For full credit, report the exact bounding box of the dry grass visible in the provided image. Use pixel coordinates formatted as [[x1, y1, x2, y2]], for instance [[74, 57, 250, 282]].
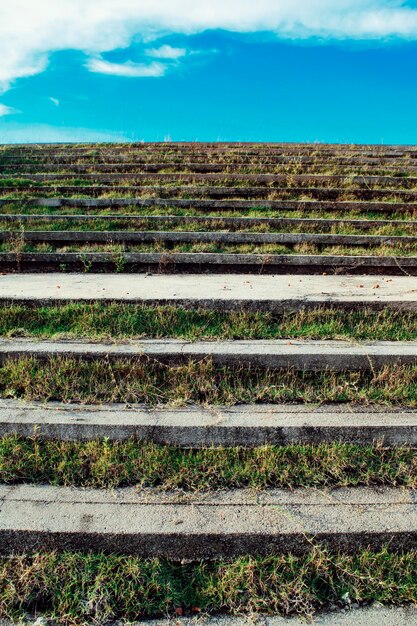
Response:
[[2, 437, 417, 490], [0, 357, 416, 406], [2, 548, 417, 623], [0, 303, 416, 341]]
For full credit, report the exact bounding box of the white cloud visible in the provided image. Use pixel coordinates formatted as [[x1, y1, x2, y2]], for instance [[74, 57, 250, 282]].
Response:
[[0, 104, 18, 117], [86, 57, 167, 77], [49, 97, 60, 106], [0, 122, 129, 143], [1, 1, 417, 92], [146, 45, 187, 59]]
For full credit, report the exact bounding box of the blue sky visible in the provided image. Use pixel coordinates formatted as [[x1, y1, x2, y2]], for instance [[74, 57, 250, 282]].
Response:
[[1, 1, 417, 144]]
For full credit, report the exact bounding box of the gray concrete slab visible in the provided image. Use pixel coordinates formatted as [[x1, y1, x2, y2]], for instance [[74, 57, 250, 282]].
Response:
[[137, 606, 417, 625], [0, 214, 415, 231], [3, 141, 416, 153], [2, 159, 417, 172], [111, 606, 417, 625], [0, 274, 416, 311], [1, 485, 417, 557], [1, 185, 417, 202], [1, 252, 416, 275], [1, 229, 415, 246], [0, 337, 416, 371], [1, 140, 415, 151], [5, 161, 417, 174], [5, 170, 417, 184], [3, 606, 417, 625], [107, 606, 417, 625], [1, 400, 417, 446], [0, 198, 413, 212]]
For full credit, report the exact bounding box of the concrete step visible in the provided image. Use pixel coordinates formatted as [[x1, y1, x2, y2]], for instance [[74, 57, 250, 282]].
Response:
[[0, 337, 416, 371], [3, 162, 417, 174], [4, 171, 417, 187], [1, 485, 417, 558], [72, 607, 417, 626], [0, 274, 415, 311], [3, 184, 417, 201], [11, 156, 404, 165], [2, 140, 415, 151], [1, 400, 416, 446], [1, 252, 416, 275], [1, 229, 415, 247], [2, 607, 417, 625], [0, 213, 415, 231], [0, 198, 414, 213]]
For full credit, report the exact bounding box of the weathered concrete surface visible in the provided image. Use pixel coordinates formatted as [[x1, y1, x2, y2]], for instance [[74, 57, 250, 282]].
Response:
[[1, 400, 417, 446], [3, 606, 417, 625], [2, 159, 417, 172], [1, 252, 416, 275], [111, 606, 417, 625], [2, 184, 417, 202], [134, 606, 417, 625], [1, 485, 417, 557], [0, 229, 415, 246], [0, 214, 415, 231], [4, 141, 417, 153], [5, 170, 417, 184], [0, 337, 416, 371], [4, 160, 417, 173], [0, 198, 413, 212], [0, 274, 415, 311], [4, 171, 417, 186]]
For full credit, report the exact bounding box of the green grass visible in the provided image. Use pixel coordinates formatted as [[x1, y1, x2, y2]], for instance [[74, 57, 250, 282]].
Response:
[[2, 163, 417, 176], [0, 357, 416, 406], [3, 176, 417, 190], [2, 548, 417, 622], [2, 438, 417, 490], [0, 217, 415, 236], [2, 240, 417, 256], [1, 188, 417, 203], [0, 202, 415, 221], [1, 304, 416, 341]]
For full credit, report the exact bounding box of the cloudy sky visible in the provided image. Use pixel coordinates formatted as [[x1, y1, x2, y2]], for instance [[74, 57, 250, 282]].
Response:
[[1, 0, 417, 143]]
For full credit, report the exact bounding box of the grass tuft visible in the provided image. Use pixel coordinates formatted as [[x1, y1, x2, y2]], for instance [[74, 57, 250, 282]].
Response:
[[1, 548, 417, 623], [1, 438, 417, 490], [0, 304, 416, 341], [0, 357, 416, 406]]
